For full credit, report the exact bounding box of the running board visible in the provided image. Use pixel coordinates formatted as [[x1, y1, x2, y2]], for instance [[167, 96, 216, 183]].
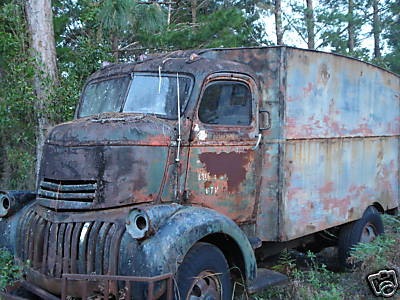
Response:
[[247, 268, 289, 294]]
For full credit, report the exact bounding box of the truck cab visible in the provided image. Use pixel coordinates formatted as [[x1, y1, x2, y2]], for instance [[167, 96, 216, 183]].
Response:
[[11, 50, 263, 299]]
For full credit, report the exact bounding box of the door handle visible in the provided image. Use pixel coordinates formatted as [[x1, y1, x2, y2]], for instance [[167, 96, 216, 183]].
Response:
[[253, 133, 262, 150], [260, 110, 271, 130]]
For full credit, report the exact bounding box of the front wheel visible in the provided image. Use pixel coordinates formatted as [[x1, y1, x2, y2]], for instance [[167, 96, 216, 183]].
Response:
[[338, 206, 384, 268], [176, 242, 232, 300]]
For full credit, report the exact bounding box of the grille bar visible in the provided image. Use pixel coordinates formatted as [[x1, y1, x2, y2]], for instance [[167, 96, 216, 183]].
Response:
[[40, 181, 97, 192], [38, 179, 97, 203], [19, 212, 122, 279], [62, 223, 74, 276], [38, 189, 95, 201]]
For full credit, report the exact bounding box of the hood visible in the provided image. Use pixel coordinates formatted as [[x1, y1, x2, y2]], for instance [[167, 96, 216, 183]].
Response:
[[38, 114, 174, 210], [47, 114, 173, 146]]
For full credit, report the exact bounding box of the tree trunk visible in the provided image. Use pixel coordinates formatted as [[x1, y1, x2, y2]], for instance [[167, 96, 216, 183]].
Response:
[[372, 0, 381, 58], [191, 0, 197, 24], [347, 0, 355, 52], [25, 0, 58, 187], [111, 34, 119, 61], [305, 0, 315, 49], [275, 0, 283, 45]]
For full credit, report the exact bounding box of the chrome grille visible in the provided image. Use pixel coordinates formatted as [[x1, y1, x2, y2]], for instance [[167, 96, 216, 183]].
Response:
[[18, 210, 124, 278], [38, 179, 97, 203]]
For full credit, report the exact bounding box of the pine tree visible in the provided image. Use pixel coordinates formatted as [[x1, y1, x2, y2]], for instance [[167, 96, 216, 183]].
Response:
[[318, 0, 368, 58], [97, 0, 166, 60], [305, 0, 315, 49], [150, 0, 264, 50], [275, 0, 284, 45], [384, 0, 400, 73], [26, 0, 59, 183]]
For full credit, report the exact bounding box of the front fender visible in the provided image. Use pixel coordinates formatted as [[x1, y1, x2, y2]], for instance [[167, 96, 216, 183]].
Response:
[[121, 205, 256, 282], [0, 190, 36, 218], [0, 191, 36, 254]]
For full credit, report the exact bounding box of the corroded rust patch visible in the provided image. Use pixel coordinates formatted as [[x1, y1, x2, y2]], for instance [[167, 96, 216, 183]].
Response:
[[199, 151, 250, 192]]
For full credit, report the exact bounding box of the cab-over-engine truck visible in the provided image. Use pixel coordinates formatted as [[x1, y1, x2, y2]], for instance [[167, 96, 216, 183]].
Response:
[[0, 46, 399, 299]]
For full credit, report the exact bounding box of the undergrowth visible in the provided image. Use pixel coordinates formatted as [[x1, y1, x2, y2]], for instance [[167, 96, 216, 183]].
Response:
[[0, 248, 21, 291], [255, 214, 400, 299], [254, 250, 344, 300]]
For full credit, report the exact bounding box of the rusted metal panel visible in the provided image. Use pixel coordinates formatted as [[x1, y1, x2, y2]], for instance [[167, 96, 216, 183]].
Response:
[[39, 144, 168, 208], [276, 48, 400, 240], [255, 143, 280, 241], [281, 137, 399, 240], [283, 48, 400, 138], [183, 71, 260, 223], [185, 146, 257, 223], [37, 114, 174, 211]]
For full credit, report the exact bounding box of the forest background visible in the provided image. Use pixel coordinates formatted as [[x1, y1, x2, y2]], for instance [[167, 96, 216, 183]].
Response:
[[0, 0, 399, 190]]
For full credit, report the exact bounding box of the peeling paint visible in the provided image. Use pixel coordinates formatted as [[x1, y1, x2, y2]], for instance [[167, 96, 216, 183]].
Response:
[[199, 152, 250, 192], [197, 130, 207, 141]]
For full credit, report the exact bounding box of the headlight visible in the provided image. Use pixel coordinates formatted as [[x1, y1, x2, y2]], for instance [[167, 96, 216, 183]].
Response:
[[0, 191, 36, 218], [126, 209, 150, 239], [0, 194, 10, 217]]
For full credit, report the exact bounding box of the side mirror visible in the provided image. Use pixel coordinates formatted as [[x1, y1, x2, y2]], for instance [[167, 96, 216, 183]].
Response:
[[259, 110, 271, 130]]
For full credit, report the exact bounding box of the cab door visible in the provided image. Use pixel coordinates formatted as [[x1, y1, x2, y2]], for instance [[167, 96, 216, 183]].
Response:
[[185, 73, 261, 223]]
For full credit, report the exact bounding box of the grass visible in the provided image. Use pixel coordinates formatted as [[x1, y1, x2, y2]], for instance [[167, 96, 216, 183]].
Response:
[[253, 214, 400, 300]]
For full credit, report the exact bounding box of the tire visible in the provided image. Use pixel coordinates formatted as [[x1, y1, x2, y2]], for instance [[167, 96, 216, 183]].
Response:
[[176, 242, 232, 300], [338, 206, 384, 269]]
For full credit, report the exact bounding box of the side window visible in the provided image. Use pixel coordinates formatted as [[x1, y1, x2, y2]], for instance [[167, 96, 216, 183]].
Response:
[[198, 81, 252, 125]]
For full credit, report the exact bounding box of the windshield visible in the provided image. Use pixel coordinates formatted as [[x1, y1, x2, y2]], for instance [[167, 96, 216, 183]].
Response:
[[79, 73, 192, 119], [79, 77, 130, 117]]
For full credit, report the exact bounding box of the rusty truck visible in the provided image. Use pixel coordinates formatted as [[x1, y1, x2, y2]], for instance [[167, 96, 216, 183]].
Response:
[[1, 46, 399, 299]]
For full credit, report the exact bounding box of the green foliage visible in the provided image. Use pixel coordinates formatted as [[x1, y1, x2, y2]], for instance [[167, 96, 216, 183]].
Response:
[[151, 8, 254, 50], [383, 0, 400, 74], [350, 214, 400, 273], [258, 250, 345, 300], [257, 215, 400, 299], [53, 1, 114, 65], [171, 0, 267, 45], [291, 251, 344, 300], [317, 0, 369, 58], [54, 0, 166, 61], [97, 0, 137, 34], [271, 249, 297, 275], [0, 1, 36, 189], [1, 147, 35, 189], [0, 248, 22, 290], [384, 52, 400, 75], [97, 0, 166, 35], [350, 234, 396, 271]]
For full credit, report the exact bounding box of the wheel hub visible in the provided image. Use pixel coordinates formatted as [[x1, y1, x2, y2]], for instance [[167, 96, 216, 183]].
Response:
[[189, 271, 222, 300], [360, 222, 377, 243]]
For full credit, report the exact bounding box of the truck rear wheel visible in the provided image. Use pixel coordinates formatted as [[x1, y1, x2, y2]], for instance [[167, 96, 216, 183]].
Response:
[[338, 206, 384, 268], [176, 242, 232, 300]]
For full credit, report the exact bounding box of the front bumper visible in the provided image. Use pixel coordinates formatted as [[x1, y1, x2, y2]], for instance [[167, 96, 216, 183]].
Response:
[[1, 272, 173, 300], [60, 272, 173, 299]]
